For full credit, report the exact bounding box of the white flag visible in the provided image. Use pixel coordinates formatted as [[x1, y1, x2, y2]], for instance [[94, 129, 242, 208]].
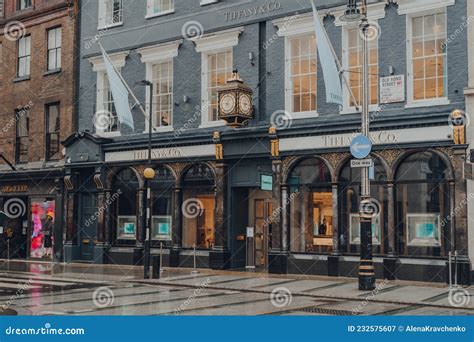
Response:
[[311, 0, 343, 108], [100, 46, 135, 130]]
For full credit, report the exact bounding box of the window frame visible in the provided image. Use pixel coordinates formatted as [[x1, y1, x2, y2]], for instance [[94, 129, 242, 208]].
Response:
[[89, 50, 129, 137], [17, 35, 31, 78], [18, 0, 31, 11], [98, 0, 123, 29], [15, 108, 29, 164], [193, 27, 244, 128], [45, 103, 61, 161], [406, 8, 450, 108], [341, 23, 380, 114], [47, 26, 62, 72], [285, 33, 318, 118], [146, 0, 174, 19]]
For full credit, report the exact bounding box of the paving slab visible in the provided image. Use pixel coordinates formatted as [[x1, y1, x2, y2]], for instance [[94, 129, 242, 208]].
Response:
[[212, 277, 294, 290], [371, 285, 449, 303], [257, 279, 341, 293]]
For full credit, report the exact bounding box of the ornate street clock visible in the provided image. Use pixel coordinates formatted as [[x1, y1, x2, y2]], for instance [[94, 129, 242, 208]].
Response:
[[218, 70, 254, 127]]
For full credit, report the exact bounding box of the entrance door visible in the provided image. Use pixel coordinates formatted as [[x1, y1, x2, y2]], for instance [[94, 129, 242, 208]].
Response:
[[254, 199, 273, 268], [79, 193, 97, 261]]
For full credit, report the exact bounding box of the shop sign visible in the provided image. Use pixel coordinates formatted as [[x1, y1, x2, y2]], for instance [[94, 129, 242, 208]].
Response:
[[105, 145, 215, 163], [224, 2, 283, 21], [1, 185, 28, 193], [380, 75, 405, 104], [351, 159, 374, 168], [260, 174, 273, 191], [280, 126, 452, 152]]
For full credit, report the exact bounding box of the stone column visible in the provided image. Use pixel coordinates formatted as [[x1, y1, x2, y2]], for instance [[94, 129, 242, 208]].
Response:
[[209, 162, 230, 269], [383, 181, 398, 280], [328, 183, 340, 277], [268, 159, 288, 274], [170, 186, 182, 267]]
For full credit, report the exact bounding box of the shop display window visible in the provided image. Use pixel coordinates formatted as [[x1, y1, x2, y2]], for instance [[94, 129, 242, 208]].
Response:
[[30, 199, 55, 259]]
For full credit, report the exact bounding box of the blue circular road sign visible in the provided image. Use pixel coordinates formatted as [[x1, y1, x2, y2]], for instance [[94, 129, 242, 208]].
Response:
[[350, 135, 372, 159]]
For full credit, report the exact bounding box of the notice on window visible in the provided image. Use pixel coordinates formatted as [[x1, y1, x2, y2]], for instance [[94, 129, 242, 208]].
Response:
[[380, 75, 405, 104]]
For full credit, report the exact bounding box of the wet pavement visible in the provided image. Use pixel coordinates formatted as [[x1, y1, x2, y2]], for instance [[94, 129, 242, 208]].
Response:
[[0, 260, 473, 316]]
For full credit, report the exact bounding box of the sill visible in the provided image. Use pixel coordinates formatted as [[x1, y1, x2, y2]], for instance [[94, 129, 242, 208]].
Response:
[[340, 105, 379, 115], [142, 126, 174, 133], [289, 111, 319, 120], [13, 76, 30, 83], [405, 98, 450, 109], [97, 131, 121, 138], [200, 0, 219, 5], [97, 22, 123, 30], [199, 120, 226, 129], [145, 9, 175, 19], [43, 68, 61, 76]]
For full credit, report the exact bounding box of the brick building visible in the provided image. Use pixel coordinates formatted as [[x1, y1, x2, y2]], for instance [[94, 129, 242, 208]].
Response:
[[0, 0, 77, 261]]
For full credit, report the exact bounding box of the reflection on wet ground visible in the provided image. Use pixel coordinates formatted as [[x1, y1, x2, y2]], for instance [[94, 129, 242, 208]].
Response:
[[0, 260, 472, 316]]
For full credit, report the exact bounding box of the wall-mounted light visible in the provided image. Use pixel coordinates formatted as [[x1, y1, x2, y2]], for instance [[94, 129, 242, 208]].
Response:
[[249, 52, 255, 66], [389, 66, 394, 75], [183, 95, 189, 103]]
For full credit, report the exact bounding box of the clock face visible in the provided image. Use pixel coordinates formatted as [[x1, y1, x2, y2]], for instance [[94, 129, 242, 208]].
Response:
[[239, 94, 252, 115], [220, 93, 236, 114]]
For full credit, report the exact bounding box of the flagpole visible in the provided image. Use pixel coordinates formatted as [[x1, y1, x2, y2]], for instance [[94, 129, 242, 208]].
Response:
[[96, 39, 150, 121], [317, 10, 360, 109]]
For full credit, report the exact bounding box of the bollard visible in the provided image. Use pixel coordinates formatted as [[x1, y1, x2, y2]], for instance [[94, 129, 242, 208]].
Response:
[[152, 255, 161, 279], [454, 250, 458, 288], [448, 251, 452, 289], [191, 243, 200, 275]]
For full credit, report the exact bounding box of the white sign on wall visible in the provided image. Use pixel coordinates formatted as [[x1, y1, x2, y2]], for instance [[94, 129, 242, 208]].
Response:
[[380, 75, 405, 104]]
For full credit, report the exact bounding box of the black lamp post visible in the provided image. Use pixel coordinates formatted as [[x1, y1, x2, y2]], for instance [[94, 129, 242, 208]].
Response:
[[137, 80, 155, 279], [340, 0, 376, 291]]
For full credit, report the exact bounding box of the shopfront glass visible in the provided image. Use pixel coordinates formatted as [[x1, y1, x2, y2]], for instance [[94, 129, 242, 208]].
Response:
[[395, 152, 449, 257], [30, 198, 55, 259], [289, 158, 333, 254], [114, 168, 139, 242], [339, 159, 388, 255], [182, 164, 215, 249], [151, 166, 175, 242]]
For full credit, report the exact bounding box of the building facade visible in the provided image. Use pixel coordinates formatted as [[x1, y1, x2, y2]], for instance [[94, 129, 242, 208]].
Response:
[[65, 0, 470, 283], [0, 0, 77, 261]]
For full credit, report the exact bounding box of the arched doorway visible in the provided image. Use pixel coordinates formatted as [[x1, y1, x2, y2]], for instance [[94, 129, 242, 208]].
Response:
[[288, 157, 333, 254], [395, 151, 451, 257], [150, 165, 175, 246], [112, 168, 140, 245], [339, 157, 388, 255], [181, 163, 216, 249]]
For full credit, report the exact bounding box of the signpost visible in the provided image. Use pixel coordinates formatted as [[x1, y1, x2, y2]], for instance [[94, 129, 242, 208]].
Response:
[[350, 135, 372, 159], [351, 159, 373, 168]]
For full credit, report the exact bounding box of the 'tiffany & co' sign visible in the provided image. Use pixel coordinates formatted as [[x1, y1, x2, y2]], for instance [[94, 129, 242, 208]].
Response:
[[224, 2, 283, 21]]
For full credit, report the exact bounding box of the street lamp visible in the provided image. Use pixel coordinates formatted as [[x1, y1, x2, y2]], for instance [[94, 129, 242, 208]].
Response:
[[136, 80, 155, 279], [340, 0, 376, 291]]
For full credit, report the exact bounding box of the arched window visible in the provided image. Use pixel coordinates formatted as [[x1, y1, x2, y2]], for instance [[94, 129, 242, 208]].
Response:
[[288, 158, 333, 254], [113, 168, 139, 242], [395, 151, 450, 257], [339, 158, 388, 255], [182, 163, 215, 249], [151, 166, 175, 244]]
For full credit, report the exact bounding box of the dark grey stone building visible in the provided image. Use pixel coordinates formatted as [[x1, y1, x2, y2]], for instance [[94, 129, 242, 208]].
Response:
[[64, 0, 471, 284]]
